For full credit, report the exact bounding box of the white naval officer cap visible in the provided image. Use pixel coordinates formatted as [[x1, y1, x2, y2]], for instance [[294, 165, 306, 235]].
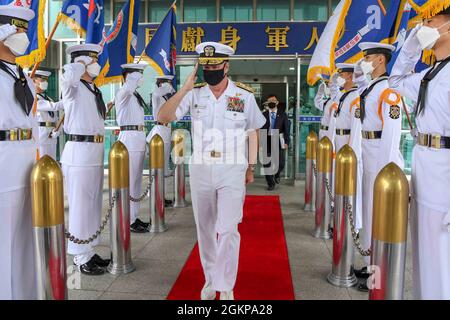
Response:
[[195, 42, 235, 65], [0, 5, 35, 30], [121, 63, 147, 73], [33, 70, 52, 78], [358, 42, 395, 56], [335, 63, 356, 73], [155, 75, 174, 81], [66, 43, 102, 61]]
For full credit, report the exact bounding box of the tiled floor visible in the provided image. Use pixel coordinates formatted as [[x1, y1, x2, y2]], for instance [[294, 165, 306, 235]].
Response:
[[65, 176, 413, 300]]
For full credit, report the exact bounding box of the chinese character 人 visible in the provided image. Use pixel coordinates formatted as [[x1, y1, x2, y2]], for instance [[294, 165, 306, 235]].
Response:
[[220, 26, 241, 51], [181, 27, 205, 52], [265, 26, 290, 52]]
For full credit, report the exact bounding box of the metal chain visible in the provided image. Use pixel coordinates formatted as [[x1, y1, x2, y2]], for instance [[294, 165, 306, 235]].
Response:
[[130, 176, 154, 203], [346, 202, 371, 256], [312, 162, 318, 179], [324, 176, 335, 213], [65, 195, 116, 244]]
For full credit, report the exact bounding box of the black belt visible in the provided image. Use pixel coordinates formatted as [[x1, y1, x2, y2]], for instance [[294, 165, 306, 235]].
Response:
[[156, 122, 169, 126], [0, 128, 33, 141], [362, 130, 382, 139], [417, 132, 450, 149], [120, 125, 144, 131], [68, 134, 104, 143], [38, 121, 56, 128], [336, 129, 351, 136], [320, 125, 329, 131]]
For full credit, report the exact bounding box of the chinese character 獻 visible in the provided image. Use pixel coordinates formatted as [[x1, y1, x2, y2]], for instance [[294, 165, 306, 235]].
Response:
[[265, 26, 290, 52], [145, 28, 158, 46], [181, 27, 205, 52], [304, 27, 320, 51], [220, 26, 241, 51]]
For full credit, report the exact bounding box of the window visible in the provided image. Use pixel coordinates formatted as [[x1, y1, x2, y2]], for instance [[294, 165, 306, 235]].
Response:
[[113, 0, 145, 23], [148, 0, 175, 23], [256, 0, 290, 21], [294, 0, 328, 21], [183, 0, 216, 22], [221, 0, 253, 22]]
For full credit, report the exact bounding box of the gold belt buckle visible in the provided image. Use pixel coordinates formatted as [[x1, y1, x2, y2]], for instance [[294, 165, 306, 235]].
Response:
[[94, 135, 104, 143], [21, 129, 31, 140], [138, 125, 144, 131], [9, 129, 18, 141], [211, 151, 221, 158], [431, 134, 441, 149]]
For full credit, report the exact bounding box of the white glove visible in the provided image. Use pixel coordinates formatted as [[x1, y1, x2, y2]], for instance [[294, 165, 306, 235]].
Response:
[[316, 82, 326, 99], [402, 24, 422, 57], [127, 71, 143, 83], [0, 24, 17, 42], [329, 73, 340, 100], [353, 59, 364, 79], [50, 129, 61, 139], [74, 56, 93, 66], [353, 59, 369, 91]]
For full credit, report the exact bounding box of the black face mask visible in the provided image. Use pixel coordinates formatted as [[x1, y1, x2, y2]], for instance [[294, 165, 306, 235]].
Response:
[[203, 68, 225, 86], [268, 102, 277, 109]]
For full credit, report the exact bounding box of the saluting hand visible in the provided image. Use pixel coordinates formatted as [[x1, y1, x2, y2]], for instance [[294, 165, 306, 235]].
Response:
[[181, 63, 198, 93]]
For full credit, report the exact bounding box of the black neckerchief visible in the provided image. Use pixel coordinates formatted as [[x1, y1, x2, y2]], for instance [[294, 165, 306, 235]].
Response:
[[323, 97, 331, 111], [37, 92, 55, 118], [416, 55, 450, 115], [335, 88, 357, 117], [0, 60, 34, 116], [359, 73, 388, 123], [80, 79, 106, 119], [133, 91, 150, 114]]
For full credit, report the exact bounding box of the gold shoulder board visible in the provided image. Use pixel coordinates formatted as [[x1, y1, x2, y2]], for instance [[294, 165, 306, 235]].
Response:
[[235, 82, 255, 93], [194, 82, 207, 89]]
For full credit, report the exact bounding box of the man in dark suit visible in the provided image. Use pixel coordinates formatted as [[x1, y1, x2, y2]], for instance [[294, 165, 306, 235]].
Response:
[[261, 94, 290, 191]]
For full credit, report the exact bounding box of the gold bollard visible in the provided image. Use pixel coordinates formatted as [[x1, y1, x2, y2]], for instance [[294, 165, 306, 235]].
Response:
[[312, 136, 333, 239], [31, 155, 67, 300], [369, 163, 409, 300], [172, 130, 188, 208], [304, 130, 318, 212], [149, 134, 167, 232], [108, 141, 135, 274]]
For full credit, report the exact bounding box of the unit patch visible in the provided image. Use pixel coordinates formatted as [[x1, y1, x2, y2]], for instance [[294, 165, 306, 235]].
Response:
[[389, 105, 400, 119], [354, 108, 361, 119], [227, 96, 245, 112]]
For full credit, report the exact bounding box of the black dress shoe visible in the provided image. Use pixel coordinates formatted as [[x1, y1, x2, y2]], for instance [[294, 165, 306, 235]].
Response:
[[92, 254, 110, 268], [354, 266, 371, 279], [357, 280, 369, 292], [135, 218, 150, 228], [131, 220, 150, 233], [164, 199, 173, 207], [267, 184, 275, 191], [78, 259, 105, 276]]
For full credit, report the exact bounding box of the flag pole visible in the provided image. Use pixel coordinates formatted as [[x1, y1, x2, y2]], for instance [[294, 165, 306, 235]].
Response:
[[401, 97, 414, 130], [30, 13, 63, 78], [137, 0, 177, 63]]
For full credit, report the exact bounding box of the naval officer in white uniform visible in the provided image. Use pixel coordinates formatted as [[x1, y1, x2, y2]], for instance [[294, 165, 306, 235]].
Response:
[[158, 42, 266, 300], [0, 5, 37, 299], [389, 3, 450, 299], [147, 75, 176, 207], [60, 44, 110, 275], [32, 70, 64, 159], [115, 63, 150, 233], [314, 81, 335, 142]]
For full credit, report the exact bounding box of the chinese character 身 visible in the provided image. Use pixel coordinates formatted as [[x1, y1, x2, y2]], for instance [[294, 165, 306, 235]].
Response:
[[220, 26, 241, 51]]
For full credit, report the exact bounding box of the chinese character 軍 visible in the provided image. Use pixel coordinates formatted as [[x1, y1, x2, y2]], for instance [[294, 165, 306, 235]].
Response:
[[265, 26, 290, 52], [220, 26, 241, 51], [181, 27, 205, 52]]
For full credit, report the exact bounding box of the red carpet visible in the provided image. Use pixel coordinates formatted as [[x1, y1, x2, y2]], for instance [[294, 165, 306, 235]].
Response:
[[167, 195, 295, 300]]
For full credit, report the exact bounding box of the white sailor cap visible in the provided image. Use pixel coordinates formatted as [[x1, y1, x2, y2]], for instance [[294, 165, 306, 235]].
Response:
[[195, 42, 235, 65], [0, 5, 35, 30], [34, 70, 52, 78], [66, 43, 102, 61], [121, 63, 147, 73], [156, 75, 174, 81], [358, 42, 395, 56], [335, 63, 356, 73]]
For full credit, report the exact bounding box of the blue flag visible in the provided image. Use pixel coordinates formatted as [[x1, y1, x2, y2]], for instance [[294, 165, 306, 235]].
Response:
[[96, 0, 141, 86], [0, 0, 47, 68], [143, 3, 177, 87]]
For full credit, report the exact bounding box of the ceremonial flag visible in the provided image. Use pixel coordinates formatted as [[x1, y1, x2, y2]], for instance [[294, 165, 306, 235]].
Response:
[[95, 0, 141, 86], [142, 2, 177, 87], [0, 0, 47, 68], [408, 0, 450, 19]]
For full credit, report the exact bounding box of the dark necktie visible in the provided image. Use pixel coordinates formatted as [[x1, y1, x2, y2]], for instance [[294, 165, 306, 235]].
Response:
[[335, 89, 356, 117], [38, 93, 55, 118], [81, 80, 106, 119], [416, 56, 450, 115], [359, 74, 388, 123], [134, 91, 150, 114], [0, 61, 34, 116]]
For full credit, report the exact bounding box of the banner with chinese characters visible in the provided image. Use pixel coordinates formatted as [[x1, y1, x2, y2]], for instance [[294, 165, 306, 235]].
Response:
[[137, 22, 326, 56]]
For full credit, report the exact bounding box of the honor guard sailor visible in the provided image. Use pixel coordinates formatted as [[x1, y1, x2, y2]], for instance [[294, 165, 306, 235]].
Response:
[[157, 42, 266, 300], [115, 63, 150, 233], [352, 42, 404, 291], [60, 44, 110, 275], [389, 3, 450, 300], [314, 80, 335, 142], [0, 5, 37, 299], [147, 75, 176, 207], [32, 70, 64, 159]]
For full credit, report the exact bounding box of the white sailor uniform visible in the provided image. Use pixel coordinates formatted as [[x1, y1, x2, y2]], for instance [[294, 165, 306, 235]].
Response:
[[36, 93, 64, 159]]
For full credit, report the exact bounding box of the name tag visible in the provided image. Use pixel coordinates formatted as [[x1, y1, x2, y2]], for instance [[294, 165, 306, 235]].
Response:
[[194, 104, 207, 110]]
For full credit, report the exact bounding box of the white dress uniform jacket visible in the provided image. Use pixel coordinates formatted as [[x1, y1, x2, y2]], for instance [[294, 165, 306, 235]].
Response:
[[389, 46, 450, 300], [353, 75, 404, 264], [0, 61, 37, 299], [115, 74, 146, 223], [60, 62, 105, 263], [314, 94, 335, 142], [175, 80, 266, 292], [36, 94, 64, 159]]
